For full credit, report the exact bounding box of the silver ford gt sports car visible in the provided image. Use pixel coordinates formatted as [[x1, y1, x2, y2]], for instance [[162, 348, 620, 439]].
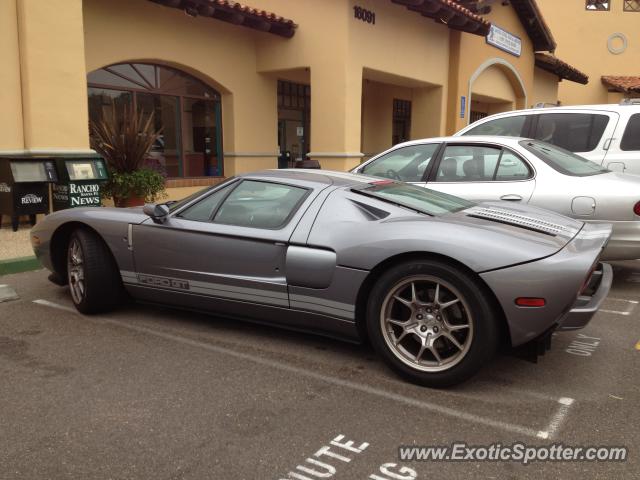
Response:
[[30, 170, 613, 387]]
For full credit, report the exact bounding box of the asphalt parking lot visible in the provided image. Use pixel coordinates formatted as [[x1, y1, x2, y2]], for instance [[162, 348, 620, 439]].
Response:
[[1, 263, 639, 479]]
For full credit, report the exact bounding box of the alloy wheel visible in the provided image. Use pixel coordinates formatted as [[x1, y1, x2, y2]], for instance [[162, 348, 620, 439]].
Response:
[[68, 238, 86, 305], [380, 275, 474, 372]]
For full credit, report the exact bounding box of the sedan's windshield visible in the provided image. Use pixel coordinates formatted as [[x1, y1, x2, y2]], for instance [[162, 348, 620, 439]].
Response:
[[354, 181, 474, 216], [520, 140, 609, 177]]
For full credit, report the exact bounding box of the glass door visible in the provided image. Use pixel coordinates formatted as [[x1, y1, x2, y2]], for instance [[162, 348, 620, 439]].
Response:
[[136, 93, 182, 177], [182, 98, 223, 176]]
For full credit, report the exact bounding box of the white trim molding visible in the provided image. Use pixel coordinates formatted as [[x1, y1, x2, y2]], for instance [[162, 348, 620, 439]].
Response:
[[467, 57, 528, 126]]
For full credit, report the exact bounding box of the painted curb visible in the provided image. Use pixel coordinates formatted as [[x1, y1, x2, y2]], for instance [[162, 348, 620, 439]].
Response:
[[0, 256, 42, 276]]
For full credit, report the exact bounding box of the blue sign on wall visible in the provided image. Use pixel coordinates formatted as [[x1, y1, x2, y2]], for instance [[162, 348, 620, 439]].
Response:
[[460, 96, 466, 119]]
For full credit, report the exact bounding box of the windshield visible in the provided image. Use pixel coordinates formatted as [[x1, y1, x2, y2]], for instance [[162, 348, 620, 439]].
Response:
[[354, 181, 474, 216], [519, 140, 609, 177]]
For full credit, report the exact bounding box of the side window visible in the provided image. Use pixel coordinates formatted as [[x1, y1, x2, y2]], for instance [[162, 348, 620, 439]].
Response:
[[361, 144, 439, 182], [463, 116, 527, 137], [533, 113, 609, 153], [434, 146, 501, 182], [495, 151, 533, 181], [177, 183, 234, 222], [621, 114, 640, 151], [213, 180, 308, 229]]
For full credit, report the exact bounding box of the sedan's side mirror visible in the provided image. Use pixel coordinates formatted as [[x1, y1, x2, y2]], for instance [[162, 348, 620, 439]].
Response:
[[143, 203, 170, 224]]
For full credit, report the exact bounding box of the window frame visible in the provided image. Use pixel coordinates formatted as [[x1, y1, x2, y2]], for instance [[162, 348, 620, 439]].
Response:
[[208, 179, 312, 231], [428, 143, 535, 184], [620, 113, 640, 151], [586, 0, 610, 10], [529, 112, 611, 153], [359, 142, 443, 183], [624, 0, 640, 11], [170, 177, 240, 217], [461, 113, 535, 138], [174, 180, 239, 223], [88, 63, 224, 179], [519, 140, 610, 177]]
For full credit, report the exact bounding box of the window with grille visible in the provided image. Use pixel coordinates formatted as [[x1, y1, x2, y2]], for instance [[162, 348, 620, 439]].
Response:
[[586, 0, 610, 10], [624, 0, 640, 11], [277, 81, 311, 167], [470, 111, 488, 124], [392, 99, 412, 145]]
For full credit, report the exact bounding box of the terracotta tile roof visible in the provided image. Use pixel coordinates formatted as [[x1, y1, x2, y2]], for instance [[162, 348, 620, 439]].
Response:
[[602, 76, 640, 94], [535, 52, 589, 85], [392, 0, 491, 36], [149, 0, 297, 38], [457, 0, 556, 52]]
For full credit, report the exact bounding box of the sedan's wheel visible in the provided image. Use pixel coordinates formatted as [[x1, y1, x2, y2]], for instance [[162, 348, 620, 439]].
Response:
[[66, 229, 124, 314], [367, 260, 499, 387]]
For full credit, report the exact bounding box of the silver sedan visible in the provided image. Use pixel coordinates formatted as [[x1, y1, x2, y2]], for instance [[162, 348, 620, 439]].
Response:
[[352, 136, 640, 260]]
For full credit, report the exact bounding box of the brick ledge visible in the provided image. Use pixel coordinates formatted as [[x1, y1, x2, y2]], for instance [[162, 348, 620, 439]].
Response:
[[165, 177, 226, 188]]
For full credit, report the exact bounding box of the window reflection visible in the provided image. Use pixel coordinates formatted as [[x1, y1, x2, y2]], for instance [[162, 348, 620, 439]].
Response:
[[87, 63, 223, 178]]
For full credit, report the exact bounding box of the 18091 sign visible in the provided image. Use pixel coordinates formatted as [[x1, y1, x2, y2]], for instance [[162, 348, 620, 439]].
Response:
[[354, 6, 375, 25]]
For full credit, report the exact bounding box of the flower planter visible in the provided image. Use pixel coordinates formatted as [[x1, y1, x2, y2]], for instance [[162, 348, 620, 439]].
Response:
[[114, 194, 145, 208]]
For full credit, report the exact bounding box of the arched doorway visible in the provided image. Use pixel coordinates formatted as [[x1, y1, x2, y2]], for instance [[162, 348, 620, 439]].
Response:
[[467, 58, 527, 125], [87, 63, 223, 178]]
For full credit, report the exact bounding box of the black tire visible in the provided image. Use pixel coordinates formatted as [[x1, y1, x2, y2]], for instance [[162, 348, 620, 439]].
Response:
[[66, 229, 124, 314], [366, 259, 499, 388]]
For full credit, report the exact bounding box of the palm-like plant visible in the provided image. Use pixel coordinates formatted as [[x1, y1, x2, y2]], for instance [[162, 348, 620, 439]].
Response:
[[90, 101, 162, 173], [89, 100, 167, 206]]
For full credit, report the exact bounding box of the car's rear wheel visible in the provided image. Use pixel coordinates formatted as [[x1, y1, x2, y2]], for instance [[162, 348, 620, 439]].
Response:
[[67, 229, 124, 314], [367, 260, 499, 387]]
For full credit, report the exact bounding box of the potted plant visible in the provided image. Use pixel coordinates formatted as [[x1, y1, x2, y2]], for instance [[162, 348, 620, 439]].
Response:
[[90, 101, 167, 207]]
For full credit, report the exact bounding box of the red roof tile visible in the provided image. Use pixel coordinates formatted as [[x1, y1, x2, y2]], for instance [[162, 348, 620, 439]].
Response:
[[535, 52, 589, 85], [149, 0, 297, 37], [392, 0, 491, 36], [602, 76, 640, 94]]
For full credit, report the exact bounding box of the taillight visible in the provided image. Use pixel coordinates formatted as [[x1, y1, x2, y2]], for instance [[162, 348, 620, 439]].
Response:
[[515, 297, 546, 307], [634, 201, 640, 216]]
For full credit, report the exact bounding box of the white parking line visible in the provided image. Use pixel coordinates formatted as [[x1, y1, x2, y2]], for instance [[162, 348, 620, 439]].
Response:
[[599, 309, 632, 316], [607, 298, 639, 304], [33, 299, 570, 439], [536, 397, 575, 440]]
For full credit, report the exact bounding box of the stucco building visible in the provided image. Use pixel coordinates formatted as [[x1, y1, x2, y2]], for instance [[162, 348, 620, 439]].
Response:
[[538, 0, 640, 105], [0, 0, 588, 200]]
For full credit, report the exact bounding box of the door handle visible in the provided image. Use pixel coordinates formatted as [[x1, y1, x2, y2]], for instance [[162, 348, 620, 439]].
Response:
[[500, 194, 523, 202], [603, 138, 615, 151]]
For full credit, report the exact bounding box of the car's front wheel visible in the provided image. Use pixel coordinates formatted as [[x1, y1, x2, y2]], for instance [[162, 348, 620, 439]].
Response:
[[367, 260, 499, 387], [67, 229, 124, 314]]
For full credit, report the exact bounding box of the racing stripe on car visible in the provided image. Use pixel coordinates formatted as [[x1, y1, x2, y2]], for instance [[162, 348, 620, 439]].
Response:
[[120, 271, 355, 319], [120, 271, 289, 308], [289, 294, 355, 320]]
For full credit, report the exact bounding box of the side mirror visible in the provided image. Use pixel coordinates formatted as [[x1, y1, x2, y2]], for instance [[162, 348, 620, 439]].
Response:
[[143, 203, 170, 224]]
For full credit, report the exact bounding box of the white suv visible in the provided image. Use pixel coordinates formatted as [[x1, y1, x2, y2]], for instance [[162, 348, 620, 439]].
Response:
[[455, 102, 640, 175]]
